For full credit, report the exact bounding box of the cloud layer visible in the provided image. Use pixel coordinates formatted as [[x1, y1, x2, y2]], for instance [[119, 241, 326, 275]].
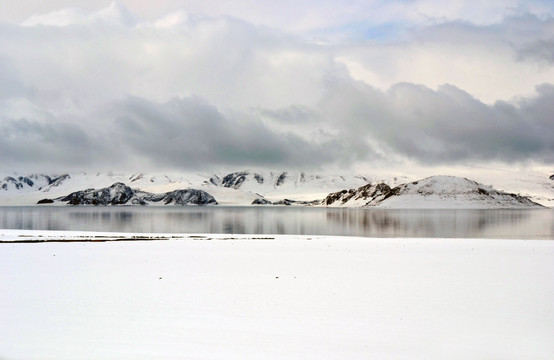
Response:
[[0, 2, 553, 172]]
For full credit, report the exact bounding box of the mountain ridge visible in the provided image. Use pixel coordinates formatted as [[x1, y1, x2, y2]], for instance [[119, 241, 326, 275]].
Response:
[[1, 170, 552, 208]]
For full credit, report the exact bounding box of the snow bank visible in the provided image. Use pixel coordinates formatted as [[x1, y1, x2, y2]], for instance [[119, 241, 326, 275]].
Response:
[[1, 231, 553, 360]]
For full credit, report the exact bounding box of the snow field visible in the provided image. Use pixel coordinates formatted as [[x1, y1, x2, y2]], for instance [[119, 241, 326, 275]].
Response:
[[1, 233, 553, 359]]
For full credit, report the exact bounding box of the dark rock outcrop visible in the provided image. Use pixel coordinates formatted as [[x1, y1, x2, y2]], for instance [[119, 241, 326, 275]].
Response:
[[323, 182, 392, 206], [162, 189, 217, 205], [222, 171, 249, 189], [251, 197, 320, 206], [252, 198, 272, 205], [218, 171, 266, 189], [37, 198, 54, 204], [1, 174, 70, 192], [44, 175, 70, 189], [275, 172, 287, 186], [55, 182, 217, 206], [59, 182, 136, 205], [254, 174, 264, 184]]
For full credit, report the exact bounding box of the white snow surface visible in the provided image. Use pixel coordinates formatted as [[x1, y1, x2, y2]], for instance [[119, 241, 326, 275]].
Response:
[[1, 230, 553, 360]]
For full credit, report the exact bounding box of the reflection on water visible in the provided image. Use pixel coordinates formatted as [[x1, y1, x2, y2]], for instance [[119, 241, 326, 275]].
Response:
[[0, 206, 552, 239]]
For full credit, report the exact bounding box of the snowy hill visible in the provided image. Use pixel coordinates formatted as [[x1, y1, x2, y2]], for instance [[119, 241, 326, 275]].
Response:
[[323, 176, 544, 209], [42, 182, 217, 206]]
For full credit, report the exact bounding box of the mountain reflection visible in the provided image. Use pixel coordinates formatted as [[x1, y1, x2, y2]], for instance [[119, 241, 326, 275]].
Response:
[[0, 206, 551, 239]]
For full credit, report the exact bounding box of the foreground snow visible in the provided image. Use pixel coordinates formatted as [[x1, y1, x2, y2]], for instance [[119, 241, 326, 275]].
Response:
[[1, 230, 553, 359]]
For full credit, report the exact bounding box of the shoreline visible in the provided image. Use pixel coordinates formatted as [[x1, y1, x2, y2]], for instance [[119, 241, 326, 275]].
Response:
[[1, 229, 552, 243]]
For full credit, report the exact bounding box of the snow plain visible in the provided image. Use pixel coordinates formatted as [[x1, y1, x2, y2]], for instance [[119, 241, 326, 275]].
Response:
[[1, 230, 553, 360]]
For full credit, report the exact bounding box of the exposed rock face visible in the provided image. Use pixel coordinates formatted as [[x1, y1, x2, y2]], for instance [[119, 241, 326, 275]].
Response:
[[251, 197, 320, 206], [222, 171, 249, 189], [58, 182, 137, 205], [37, 198, 54, 204], [129, 173, 144, 182], [550, 174, 554, 181], [217, 171, 266, 189], [252, 198, 272, 205], [324, 176, 544, 209], [49, 182, 217, 206], [0, 174, 70, 192], [1, 177, 23, 190], [253, 174, 264, 184], [162, 189, 217, 205], [324, 183, 392, 206], [275, 172, 287, 186], [45, 175, 70, 189]]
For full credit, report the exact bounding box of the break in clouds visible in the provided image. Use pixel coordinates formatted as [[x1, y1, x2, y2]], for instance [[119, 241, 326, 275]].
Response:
[[0, 2, 553, 172]]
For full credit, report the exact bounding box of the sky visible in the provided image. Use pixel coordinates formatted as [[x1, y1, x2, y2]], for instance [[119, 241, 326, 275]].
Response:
[[0, 0, 553, 173]]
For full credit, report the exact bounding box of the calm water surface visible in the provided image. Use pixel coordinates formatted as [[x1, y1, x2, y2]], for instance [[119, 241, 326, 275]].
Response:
[[1, 206, 553, 239]]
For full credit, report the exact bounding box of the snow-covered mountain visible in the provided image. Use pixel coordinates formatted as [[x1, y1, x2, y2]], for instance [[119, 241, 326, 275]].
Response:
[[0, 170, 371, 206], [40, 182, 217, 206], [323, 176, 544, 209], [0, 169, 552, 208], [0, 174, 70, 193], [207, 170, 372, 201]]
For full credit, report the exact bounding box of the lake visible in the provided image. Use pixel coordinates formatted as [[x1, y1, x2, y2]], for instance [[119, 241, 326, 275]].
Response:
[[0, 206, 552, 239]]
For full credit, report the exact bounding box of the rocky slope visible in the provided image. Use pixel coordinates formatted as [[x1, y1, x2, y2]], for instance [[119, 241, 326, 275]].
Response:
[[323, 176, 544, 209], [251, 197, 320, 206], [1, 174, 70, 192], [42, 182, 217, 206]]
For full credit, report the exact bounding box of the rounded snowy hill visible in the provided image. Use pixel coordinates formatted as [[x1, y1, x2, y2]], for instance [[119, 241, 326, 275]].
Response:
[[323, 175, 544, 209], [377, 176, 543, 209]]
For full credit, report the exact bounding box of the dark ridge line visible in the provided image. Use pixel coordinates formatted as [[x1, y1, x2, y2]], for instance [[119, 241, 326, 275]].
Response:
[[0, 238, 171, 243], [0, 236, 276, 243]]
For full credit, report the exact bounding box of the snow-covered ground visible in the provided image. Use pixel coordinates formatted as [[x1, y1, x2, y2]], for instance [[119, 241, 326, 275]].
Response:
[[1, 230, 553, 360]]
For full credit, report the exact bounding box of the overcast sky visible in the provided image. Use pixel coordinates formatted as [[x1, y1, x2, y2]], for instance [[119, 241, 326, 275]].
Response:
[[1, 0, 553, 172]]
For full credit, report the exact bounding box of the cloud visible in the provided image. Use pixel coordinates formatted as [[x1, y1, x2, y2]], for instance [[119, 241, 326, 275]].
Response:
[[516, 39, 554, 64], [21, 2, 136, 27], [0, 118, 99, 170], [339, 14, 554, 103], [102, 96, 347, 169], [318, 81, 554, 164], [0, 2, 553, 172]]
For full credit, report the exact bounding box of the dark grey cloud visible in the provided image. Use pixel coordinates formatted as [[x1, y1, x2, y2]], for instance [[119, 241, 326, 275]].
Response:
[[0, 118, 98, 170], [413, 14, 554, 66], [516, 39, 554, 63], [103, 96, 346, 170], [1, 82, 553, 171], [319, 81, 554, 164], [257, 105, 320, 124], [0, 57, 27, 100]]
